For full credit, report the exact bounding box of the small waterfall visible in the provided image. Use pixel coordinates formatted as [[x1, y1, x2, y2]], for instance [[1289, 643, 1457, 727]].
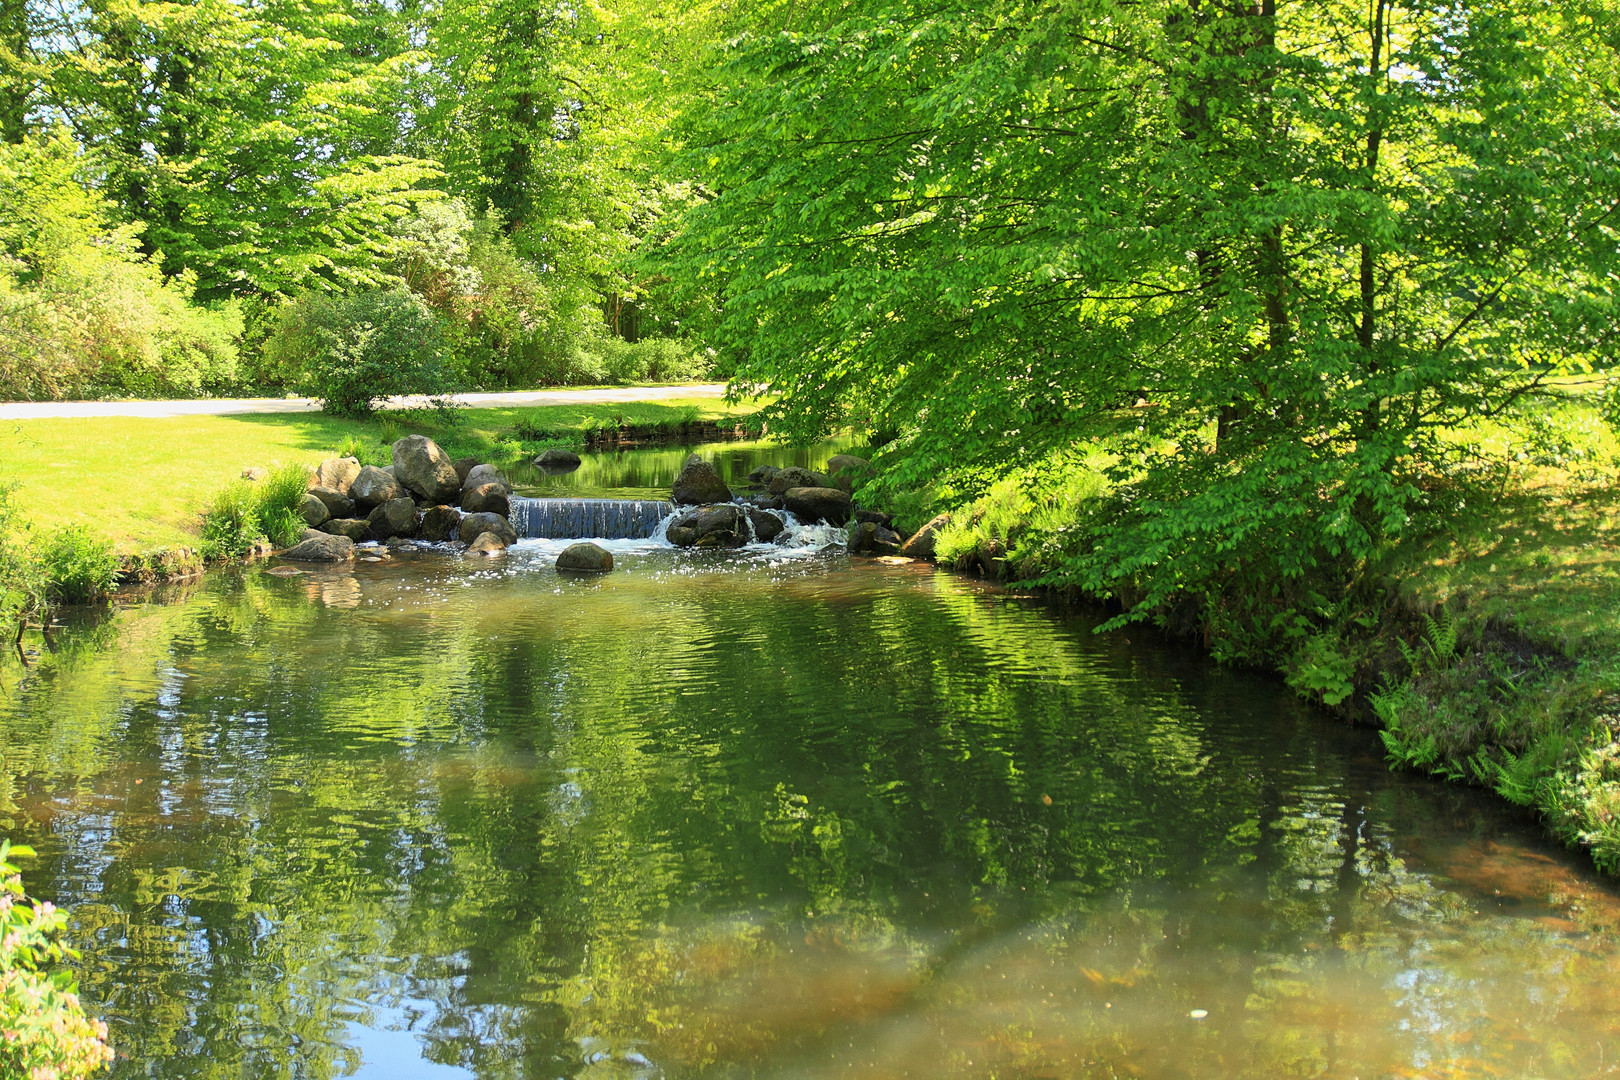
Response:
[[510, 498, 675, 540]]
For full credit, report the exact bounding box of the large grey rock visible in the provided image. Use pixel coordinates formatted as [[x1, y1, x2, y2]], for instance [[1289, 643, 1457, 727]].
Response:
[[350, 465, 405, 512], [854, 508, 894, 528], [666, 504, 750, 548], [824, 454, 870, 492], [391, 435, 461, 503], [461, 483, 510, 517], [746, 464, 781, 488], [300, 493, 331, 528], [556, 542, 613, 572], [466, 531, 508, 555], [458, 512, 517, 546], [748, 508, 785, 543], [452, 457, 480, 486], [319, 518, 370, 541], [847, 521, 904, 556], [279, 533, 354, 562], [461, 464, 511, 495], [308, 486, 355, 519], [535, 448, 581, 472], [784, 486, 853, 526], [671, 454, 733, 505], [315, 457, 362, 495], [900, 513, 951, 560], [418, 505, 461, 542], [768, 466, 832, 496], [367, 497, 420, 540]]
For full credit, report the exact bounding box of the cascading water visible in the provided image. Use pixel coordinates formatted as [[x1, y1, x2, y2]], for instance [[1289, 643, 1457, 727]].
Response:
[[509, 498, 675, 540]]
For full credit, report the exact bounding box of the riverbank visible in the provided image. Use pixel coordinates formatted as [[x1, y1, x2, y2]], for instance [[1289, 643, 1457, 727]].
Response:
[[0, 396, 761, 553], [900, 467, 1620, 875]]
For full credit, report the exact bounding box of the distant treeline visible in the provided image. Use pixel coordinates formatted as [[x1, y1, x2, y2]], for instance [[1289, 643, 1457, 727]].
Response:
[[0, 0, 729, 403]]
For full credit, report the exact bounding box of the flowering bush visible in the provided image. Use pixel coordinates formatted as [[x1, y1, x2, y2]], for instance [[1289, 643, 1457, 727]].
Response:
[[0, 840, 112, 1079]]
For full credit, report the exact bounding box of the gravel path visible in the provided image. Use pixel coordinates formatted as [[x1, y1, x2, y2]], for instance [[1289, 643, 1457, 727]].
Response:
[[0, 384, 730, 421]]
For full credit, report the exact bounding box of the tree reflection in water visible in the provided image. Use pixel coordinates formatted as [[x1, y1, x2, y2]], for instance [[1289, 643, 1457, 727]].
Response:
[[0, 551, 1615, 1079]]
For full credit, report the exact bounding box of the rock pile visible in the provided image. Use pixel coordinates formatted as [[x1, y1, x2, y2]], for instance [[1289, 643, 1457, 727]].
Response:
[[278, 435, 523, 560]]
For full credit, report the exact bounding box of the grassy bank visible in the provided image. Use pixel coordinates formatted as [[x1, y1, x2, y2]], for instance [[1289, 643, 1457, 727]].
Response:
[[0, 398, 760, 552], [882, 403, 1620, 875]]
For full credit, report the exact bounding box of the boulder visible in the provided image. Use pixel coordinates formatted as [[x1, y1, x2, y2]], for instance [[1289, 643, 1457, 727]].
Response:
[[900, 513, 951, 560], [746, 464, 781, 487], [314, 457, 362, 495], [671, 454, 733, 505], [556, 542, 614, 573], [418, 505, 462, 542], [784, 486, 853, 526], [666, 504, 750, 548], [848, 521, 904, 556], [462, 464, 511, 494], [534, 448, 582, 472], [319, 518, 371, 541], [467, 531, 508, 555], [458, 512, 517, 546], [768, 466, 832, 496], [367, 497, 420, 540], [278, 533, 354, 562], [854, 508, 894, 528], [452, 457, 480, 486], [461, 482, 510, 517], [241, 466, 269, 482], [351, 465, 405, 512], [748, 508, 785, 543], [824, 454, 870, 492], [308, 486, 355, 519], [300, 493, 331, 528], [300, 527, 326, 542], [391, 435, 461, 503]]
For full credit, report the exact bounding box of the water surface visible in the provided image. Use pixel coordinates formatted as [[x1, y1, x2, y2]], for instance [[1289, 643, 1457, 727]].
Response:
[[1, 515, 1617, 1079]]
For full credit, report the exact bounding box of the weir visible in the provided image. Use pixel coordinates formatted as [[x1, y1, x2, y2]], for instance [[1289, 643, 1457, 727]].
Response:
[[509, 497, 676, 540]]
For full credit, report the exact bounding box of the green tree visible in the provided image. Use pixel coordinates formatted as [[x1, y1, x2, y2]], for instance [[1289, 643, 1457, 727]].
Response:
[[671, 0, 1620, 648]]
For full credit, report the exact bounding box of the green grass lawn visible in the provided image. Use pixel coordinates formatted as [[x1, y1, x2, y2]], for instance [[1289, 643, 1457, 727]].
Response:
[[0, 398, 760, 552]]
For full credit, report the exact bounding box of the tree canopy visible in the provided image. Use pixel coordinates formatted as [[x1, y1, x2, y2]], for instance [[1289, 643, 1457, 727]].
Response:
[[671, 0, 1620, 626]]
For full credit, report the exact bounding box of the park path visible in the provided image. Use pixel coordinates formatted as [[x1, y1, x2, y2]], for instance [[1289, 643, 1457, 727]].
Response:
[[0, 383, 730, 421]]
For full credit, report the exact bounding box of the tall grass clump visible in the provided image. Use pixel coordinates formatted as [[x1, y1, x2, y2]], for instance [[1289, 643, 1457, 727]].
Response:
[[200, 464, 314, 557], [37, 525, 120, 603], [254, 463, 314, 548], [199, 480, 262, 559]]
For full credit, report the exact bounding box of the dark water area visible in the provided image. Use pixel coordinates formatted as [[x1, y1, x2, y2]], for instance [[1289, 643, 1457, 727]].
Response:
[[2, 444, 1618, 1079]]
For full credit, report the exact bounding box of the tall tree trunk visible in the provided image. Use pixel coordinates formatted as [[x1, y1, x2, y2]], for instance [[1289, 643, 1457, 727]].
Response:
[[0, 0, 29, 143], [1359, 0, 1388, 437]]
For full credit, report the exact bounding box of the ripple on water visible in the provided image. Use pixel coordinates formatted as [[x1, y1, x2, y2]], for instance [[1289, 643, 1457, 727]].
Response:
[[1, 540, 1618, 1079]]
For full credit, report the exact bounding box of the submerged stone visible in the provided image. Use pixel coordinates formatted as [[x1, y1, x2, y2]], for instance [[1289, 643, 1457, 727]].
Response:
[[279, 534, 354, 562], [556, 542, 613, 573]]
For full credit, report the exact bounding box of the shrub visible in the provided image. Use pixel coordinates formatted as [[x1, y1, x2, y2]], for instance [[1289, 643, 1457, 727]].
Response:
[[253, 463, 313, 548], [199, 480, 262, 560], [264, 289, 459, 418], [566, 335, 713, 386], [0, 130, 242, 402], [37, 527, 119, 604], [0, 839, 114, 1079]]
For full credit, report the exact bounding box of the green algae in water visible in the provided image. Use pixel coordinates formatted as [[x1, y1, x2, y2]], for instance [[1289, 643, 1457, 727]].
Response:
[[1, 545, 1618, 1079]]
